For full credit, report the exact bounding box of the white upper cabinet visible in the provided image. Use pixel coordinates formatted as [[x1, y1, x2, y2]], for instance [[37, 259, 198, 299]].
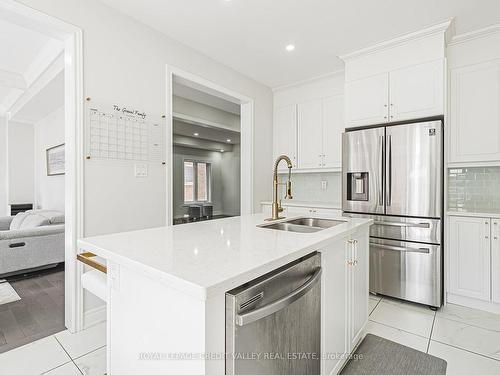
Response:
[[449, 60, 500, 164], [342, 23, 450, 128], [322, 95, 344, 168], [449, 216, 491, 301], [273, 105, 297, 167], [345, 60, 444, 127], [297, 99, 323, 169], [296, 95, 345, 170], [389, 59, 444, 122], [273, 74, 345, 171], [345, 73, 389, 127]]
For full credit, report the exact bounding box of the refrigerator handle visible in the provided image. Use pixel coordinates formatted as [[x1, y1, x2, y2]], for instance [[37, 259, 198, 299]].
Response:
[[379, 135, 384, 206], [386, 134, 392, 206]]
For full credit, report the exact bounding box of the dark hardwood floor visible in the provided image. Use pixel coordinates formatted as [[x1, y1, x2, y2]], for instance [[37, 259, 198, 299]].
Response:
[[0, 266, 65, 353]]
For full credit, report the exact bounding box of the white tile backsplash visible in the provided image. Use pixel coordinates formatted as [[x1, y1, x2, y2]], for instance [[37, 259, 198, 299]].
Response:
[[278, 172, 341, 205]]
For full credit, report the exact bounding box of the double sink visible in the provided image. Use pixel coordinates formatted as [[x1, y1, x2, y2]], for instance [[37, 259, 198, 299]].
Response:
[[258, 217, 347, 233]]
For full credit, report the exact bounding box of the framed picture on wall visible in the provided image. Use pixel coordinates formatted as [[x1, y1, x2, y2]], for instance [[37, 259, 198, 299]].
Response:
[[46, 143, 65, 176]]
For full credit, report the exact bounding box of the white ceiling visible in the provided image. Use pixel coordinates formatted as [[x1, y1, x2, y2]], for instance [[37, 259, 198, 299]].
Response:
[[173, 82, 240, 115], [173, 119, 240, 144], [99, 0, 500, 87], [0, 18, 63, 118], [12, 70, 64, 124]]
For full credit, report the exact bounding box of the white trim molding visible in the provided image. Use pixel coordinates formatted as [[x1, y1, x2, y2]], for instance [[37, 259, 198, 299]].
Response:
[[0, 0, 85, 334], [339, 19, 454, 61], [449, 23, 500, 46], [83, 305, 107, 330], [272, 69, 345, 92], [165, 66, 255, 225]]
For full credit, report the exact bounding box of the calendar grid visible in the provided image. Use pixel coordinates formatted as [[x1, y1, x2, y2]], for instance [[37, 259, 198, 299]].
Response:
[[87, 106, 163, 162]]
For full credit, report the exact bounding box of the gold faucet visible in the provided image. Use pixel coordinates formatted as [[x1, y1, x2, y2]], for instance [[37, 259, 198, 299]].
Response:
[[266, 155, 293, 221]]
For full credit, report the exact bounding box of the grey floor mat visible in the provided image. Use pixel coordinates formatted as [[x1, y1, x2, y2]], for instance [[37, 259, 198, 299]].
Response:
[[341, 334, 447, 375]]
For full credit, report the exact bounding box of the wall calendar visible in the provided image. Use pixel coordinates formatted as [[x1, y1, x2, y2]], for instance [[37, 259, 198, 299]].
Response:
[[86, 100, 164, 162]]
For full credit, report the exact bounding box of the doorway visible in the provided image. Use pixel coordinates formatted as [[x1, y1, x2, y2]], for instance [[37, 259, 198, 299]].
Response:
[[166, 68, 254, 225], [0, 0, 83, 348]]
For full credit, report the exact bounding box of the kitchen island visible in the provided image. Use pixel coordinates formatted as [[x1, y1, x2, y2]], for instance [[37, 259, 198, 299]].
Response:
[[78, 213, 372, 375]]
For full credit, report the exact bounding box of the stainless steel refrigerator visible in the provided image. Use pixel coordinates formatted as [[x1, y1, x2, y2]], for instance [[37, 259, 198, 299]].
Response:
[[342, 119, 443, 308]]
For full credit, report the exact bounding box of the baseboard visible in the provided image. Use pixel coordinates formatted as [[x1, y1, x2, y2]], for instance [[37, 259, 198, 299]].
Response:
[[447, 293, 500, 314], [83, 305, 107, 329]]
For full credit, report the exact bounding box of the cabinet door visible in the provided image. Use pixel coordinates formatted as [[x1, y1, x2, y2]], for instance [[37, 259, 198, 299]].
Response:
[[449, 60, 500, 163], [389, 59, 444, 122], [345, 73, 389, 127], [297, 99, 323, 169], [322, 95, 344, 169], [321, 237, 348, 375], [349, 232, 369, 350], [274, 105, 297, 167], [449, 216, 491, 301], [492, 220, 500, 304]]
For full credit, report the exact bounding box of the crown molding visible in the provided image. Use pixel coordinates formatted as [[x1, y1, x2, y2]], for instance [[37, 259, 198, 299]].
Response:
[[339, 19, 454, 61], [272, 69, 345, 92], [449, 23, 500, 46]]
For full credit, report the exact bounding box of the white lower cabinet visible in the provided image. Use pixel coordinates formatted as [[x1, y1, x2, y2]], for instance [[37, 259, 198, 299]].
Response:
[[321, 236, 348, 375], [321, 228, 369, 375], [448, 216, 500, 311], [347, 233, 369, 351], [449, 216, 491, 301], [491, 220, 500, 304]]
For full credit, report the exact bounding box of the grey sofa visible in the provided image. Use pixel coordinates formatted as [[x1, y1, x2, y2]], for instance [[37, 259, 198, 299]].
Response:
[[0, 210, 65, 277]]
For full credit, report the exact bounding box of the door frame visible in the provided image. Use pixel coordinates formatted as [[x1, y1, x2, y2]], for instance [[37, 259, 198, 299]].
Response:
[[165, 66, 254, 224], [0, 0, 84, 332]]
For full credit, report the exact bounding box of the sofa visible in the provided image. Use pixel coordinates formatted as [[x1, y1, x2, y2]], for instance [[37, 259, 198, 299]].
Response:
[[0, 210, 65, 277]]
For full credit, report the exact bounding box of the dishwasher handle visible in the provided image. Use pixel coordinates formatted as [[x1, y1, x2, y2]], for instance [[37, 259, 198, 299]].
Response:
[[236, 267, 322, 326]]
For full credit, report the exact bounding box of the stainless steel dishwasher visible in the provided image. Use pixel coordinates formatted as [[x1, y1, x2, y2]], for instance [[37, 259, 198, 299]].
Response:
[[225, 252, 321, 375]]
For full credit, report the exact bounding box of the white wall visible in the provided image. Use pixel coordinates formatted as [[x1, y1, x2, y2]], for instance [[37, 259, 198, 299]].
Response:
[[0, 117, 8, 216], [7, 121, 35, 206], [19, 0, 273, 237], [220, 144, 241, 216], [34, 106, 65, 212]]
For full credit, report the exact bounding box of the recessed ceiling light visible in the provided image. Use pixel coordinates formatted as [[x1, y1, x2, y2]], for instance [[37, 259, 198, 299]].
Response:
[[194, 133, 199, 136], [220, 149, 225, 153], [285, 44, 295, 52], [226, 139, 231, 143]]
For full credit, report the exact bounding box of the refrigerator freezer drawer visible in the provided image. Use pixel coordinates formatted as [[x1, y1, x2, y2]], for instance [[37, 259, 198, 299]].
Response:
[[369, 238, 441, 307], [343, 213, 441, 244]]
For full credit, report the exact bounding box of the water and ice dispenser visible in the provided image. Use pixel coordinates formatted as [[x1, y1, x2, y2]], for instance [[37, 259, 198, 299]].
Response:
[[346, 172, 369, 201]]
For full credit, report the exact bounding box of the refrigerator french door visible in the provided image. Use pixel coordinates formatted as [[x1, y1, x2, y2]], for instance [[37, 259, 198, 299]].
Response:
[[342, 119, 443, 308]]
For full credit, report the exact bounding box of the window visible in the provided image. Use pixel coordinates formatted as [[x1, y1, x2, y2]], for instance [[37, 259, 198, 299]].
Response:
[[184, 161, 211, 203]]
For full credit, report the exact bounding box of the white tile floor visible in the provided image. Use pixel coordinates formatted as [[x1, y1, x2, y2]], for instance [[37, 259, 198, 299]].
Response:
[[367, 294, 500, 374], [0, 322, 106, 375], [1, 298, 500, 374]]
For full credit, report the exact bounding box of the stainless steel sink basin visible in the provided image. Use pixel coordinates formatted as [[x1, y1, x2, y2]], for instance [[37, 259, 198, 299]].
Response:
[[258, 217, 347, 233], [284, 217, 347, 229]]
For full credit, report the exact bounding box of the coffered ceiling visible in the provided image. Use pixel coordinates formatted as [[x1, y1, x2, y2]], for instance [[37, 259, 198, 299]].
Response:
[[0, 18, 63, 119]]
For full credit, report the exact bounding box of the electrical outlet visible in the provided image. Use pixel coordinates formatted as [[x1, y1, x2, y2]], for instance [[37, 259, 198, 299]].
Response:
[[321, 180, 328, 190], [134, 163, 148, 177]]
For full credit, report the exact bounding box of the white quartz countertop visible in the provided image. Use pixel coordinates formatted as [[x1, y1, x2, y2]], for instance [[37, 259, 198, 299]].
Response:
[[447, 211, 500, 219], [78, 213, 371, 300]]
